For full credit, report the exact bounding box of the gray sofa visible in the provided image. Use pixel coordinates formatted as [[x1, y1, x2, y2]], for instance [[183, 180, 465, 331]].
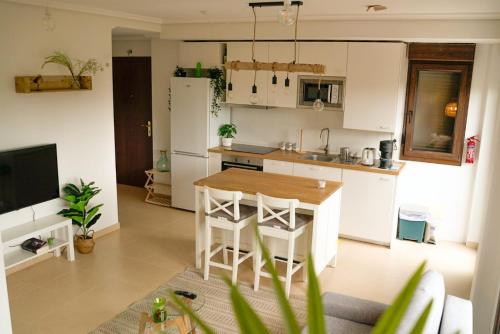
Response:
[[302, 270, 473, 334]]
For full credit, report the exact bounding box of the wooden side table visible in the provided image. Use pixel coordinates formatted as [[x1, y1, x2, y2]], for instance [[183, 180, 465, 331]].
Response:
[[144, 169, 171, 207]]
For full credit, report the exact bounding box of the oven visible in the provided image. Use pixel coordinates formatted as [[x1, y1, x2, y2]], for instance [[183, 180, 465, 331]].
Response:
[[297, 75, 345, 111], [221, 155, 263, 172]]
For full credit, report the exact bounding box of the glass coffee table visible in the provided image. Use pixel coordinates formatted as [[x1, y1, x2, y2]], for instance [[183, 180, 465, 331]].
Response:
[[131, 290, 205, 334]]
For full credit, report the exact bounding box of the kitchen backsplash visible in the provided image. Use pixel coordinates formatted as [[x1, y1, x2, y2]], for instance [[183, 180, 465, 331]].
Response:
[[230, 106, 394, 156]]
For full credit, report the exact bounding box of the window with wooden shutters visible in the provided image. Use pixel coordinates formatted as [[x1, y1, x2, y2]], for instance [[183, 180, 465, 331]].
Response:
[[400, 43, 475, 165]]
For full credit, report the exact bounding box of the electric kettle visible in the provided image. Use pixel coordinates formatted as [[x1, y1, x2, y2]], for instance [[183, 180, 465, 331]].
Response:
[[361, 148, 376, 166]]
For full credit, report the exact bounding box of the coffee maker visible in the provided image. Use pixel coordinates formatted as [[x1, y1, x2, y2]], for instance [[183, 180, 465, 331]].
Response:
[[379, 139, 396, 169]]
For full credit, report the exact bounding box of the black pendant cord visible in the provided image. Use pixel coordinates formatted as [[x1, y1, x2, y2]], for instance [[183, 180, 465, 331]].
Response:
[[251, 6, 257, 63], [317, 75, 322, 99], [293, 4, 300, 64]]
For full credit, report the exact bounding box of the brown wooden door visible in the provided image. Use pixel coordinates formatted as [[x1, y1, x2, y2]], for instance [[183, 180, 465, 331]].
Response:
[[113, 57, 152, 187]]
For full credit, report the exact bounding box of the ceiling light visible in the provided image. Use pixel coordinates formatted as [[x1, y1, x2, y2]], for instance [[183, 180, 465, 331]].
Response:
[[42, 7, 55, 32], [278, 0, 296, 26], [366, 4, 387, 12]]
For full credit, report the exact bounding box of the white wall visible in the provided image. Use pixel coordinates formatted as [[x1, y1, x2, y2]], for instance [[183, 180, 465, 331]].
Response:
[[0, 2, 160, 232], [112, 39, 151, 57], [471, 44, 500, 332]]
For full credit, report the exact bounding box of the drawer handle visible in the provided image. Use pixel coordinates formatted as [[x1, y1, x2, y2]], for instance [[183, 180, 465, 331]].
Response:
[[379, 126, 390, 130], [379, 177, 390, 181]]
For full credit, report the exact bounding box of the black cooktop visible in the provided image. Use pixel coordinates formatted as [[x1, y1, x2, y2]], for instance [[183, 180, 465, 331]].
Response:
[[225, 144, 279, 155]]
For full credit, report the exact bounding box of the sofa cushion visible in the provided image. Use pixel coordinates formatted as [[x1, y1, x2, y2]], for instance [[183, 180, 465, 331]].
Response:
[[396, 270, 445, 334], [301, 315, 373, 334], [439, 295, 473, 334], [322, 292, 388, 326]]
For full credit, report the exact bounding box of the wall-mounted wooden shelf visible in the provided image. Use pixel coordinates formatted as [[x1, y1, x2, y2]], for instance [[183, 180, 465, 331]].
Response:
[[14, 75, 92, 93]]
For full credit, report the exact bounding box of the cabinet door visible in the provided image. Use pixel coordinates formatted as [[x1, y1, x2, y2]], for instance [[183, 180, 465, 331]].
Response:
[[178, 42, 222, 68], [293, 163, 342, 182], [263, 159, 294, 175], [344, 42, 406, 132], [208, 152, 221, 175], [226, 42, 268, 106], [340, 169, 396, 245], [299, 42, 348, 76], [267, 42, 298, 108]]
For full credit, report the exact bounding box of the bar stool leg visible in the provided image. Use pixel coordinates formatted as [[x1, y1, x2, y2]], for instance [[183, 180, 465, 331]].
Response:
[[204, 221, 212, 281], [222, 230, 228, 265], [232, 226, 241, 284], [254, 235, 262, 292], [285, 236, 295, 298]]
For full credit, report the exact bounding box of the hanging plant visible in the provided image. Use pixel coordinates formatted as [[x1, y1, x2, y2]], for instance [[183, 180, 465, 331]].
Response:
[[208, 67, 226, 117]]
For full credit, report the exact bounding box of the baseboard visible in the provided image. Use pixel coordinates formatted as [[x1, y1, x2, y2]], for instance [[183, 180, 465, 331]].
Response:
[[6, 222, 121, 276], [465, 241, 479, 249]]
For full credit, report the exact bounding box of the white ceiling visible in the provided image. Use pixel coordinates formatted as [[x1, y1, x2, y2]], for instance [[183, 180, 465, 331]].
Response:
[[11, 0, 500, 23]]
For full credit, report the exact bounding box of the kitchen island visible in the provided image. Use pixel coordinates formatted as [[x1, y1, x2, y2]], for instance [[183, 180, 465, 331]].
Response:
[[193, 168, 343, 275]]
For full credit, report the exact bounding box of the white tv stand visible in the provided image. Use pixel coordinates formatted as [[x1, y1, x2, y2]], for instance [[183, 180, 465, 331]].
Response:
[[0, 215, 75, 270]]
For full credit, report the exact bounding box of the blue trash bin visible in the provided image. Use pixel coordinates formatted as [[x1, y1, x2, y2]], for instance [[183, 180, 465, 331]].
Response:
[[398, 205, 430, 243]]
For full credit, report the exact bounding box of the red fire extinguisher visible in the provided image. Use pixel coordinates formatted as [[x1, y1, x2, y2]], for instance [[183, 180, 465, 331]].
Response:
[[466, 136, 480, 164]]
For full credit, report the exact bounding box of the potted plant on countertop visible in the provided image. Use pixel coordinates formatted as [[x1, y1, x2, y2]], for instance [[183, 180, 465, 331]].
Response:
[[218, 123, 237, 147], [58, 179, 103, 254]]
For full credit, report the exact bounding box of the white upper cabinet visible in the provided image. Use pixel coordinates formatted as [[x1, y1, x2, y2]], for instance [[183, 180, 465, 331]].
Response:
[[267, 42, 298, 109], [178, 42, 223, 68], [226, 42, 269, 106], [299, 42, 348, 77], [343, 42, 406, 133]]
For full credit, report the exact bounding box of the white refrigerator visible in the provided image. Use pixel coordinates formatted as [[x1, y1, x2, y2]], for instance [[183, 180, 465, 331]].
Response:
[[170, 77, 229, 211]]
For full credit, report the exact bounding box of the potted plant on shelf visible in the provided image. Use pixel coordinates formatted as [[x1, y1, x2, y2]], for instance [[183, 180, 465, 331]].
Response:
[[41, 51, 104, 89], [58, 180, 103, 254], [218, 123, 237, 147], [208, 67, 226, 117]]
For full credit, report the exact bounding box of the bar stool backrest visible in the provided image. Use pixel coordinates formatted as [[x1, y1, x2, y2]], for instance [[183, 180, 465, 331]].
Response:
[[204, 186, 244, 221], [256, 193, 300, 230]]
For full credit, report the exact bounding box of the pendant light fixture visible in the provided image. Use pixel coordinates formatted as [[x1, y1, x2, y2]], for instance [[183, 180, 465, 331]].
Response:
[[313, 76, 325, 111], [227, 69, 234, 99], [278, 0, 296, 26], [250, 70, 259, 104], [42, 7, 55, 32]]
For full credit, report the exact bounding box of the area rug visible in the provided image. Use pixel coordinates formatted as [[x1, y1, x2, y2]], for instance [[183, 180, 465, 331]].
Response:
[[90, 267, 307, 334]]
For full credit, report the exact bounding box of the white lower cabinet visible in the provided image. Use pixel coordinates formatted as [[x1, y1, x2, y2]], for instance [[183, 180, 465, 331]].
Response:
[[263, 159, 294, 175], [339, 169, 397, 246], [208, 152, 221, 175], [293, 163, 342, 182]]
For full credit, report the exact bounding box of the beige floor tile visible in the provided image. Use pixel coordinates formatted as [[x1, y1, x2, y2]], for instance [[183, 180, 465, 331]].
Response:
[[6, 183, 477, 333]]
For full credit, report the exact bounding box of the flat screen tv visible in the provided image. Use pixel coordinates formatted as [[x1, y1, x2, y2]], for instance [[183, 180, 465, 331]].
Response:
[[0, 144, 60, 215]]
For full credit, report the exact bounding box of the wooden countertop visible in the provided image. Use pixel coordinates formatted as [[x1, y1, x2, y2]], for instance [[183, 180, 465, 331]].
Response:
[[194, 168, 342, 205], [208, 146, 405, 176]]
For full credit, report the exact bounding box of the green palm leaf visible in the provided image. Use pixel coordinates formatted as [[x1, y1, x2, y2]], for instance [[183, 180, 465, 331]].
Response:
[[253, 223, 301, 334], [307, 255, 325, 334]]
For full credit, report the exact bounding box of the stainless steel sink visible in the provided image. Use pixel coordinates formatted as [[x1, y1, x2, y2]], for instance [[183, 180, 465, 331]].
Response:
[[302, 154, 339, 162]]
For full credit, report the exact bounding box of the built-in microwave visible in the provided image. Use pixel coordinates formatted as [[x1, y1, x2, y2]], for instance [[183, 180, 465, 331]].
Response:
[[297, 76, 345, 111]]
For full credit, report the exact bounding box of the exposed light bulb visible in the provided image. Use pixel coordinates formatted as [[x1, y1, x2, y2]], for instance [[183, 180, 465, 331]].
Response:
[[42, 7, 55, 32], [249, 84, 259, 104], [278, 0, 296, 26], [313, 98, 325, 111]]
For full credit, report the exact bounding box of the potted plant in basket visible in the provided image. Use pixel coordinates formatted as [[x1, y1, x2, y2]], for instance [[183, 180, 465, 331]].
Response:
[[218, 123, 237, 147], [58, 180, 103, 254]]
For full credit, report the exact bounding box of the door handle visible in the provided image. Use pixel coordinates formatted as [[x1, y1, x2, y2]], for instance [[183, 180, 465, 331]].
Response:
[[140, 121, 152, 137]]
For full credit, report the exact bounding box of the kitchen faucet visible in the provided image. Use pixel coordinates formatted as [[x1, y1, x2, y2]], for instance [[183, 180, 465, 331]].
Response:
[[320, 128, 330, 155]]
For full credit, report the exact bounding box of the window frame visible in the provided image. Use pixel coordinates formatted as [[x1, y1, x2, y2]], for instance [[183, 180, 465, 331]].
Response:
[[400, 61, 473, 166]]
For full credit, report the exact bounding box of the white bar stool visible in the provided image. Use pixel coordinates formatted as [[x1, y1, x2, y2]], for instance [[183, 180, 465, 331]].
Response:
[[253, 192, 313, 298], [203, 186, 257, 284]]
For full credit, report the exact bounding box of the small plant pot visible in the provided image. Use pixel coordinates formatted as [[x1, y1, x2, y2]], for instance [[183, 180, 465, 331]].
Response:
[[222, 137, 233, 147], [75, 235, 95, 254]]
